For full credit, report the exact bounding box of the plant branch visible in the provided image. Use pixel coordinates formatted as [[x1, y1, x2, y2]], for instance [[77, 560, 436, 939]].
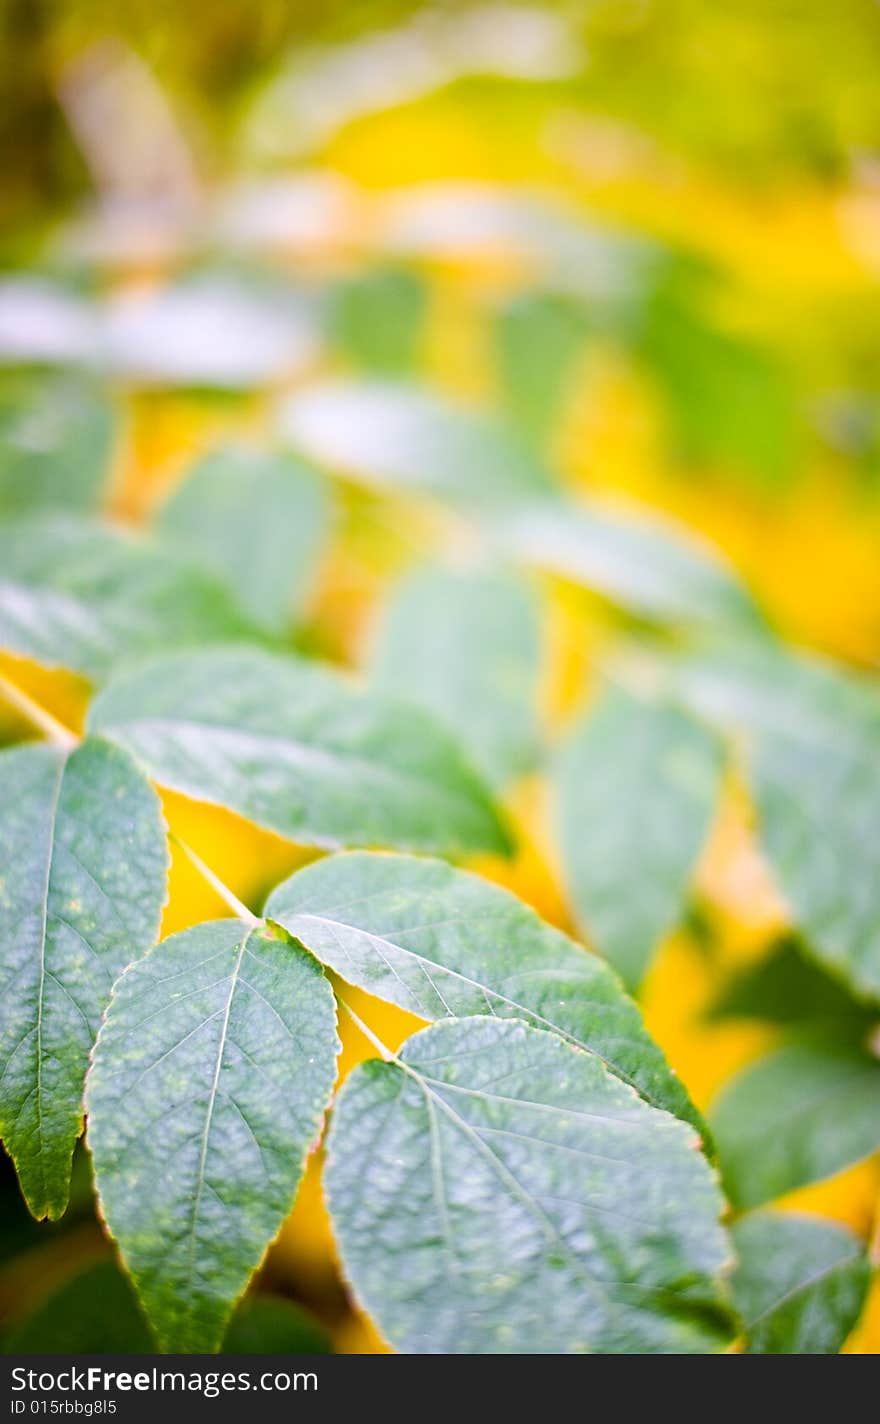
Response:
[[337, 995, 397, 1062], [0, 673, 79, 750], [169, 833, 262, 927]]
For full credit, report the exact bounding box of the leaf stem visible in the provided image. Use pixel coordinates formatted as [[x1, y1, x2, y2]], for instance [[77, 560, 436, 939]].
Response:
[[169, 833, 262, 927], [336, 995, 398, 1063], [0, 674, 78, 750]]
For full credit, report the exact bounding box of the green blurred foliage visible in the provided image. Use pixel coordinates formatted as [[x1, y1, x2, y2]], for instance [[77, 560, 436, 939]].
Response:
[[6, 0, 880, 229]]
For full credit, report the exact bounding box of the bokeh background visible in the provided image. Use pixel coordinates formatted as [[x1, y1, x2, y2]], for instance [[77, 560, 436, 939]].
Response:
[[1, 0, 880, 1353]]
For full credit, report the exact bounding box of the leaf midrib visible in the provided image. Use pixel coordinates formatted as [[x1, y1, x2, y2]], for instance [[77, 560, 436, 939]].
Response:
[[34, 752, 68, 1204], [285, 909, 641, 1097], [744, 1249, 864, 1334], [185, 930, 250, 1301], [99, 716, 496, 833], [407, 1066, 700, 1316]]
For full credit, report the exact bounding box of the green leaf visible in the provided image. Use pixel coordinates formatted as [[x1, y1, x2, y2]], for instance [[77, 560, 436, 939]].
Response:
[[0, 380, 115, 517], [638, 264, 799, 487], [371, 565, 542, 790], [222, 1295, 331, 1354], [712, 1039, 880, 1208], [325, 1016, 733, 1354], [0, 737, 167, 1219], [751, 721, 880, 1003], [384, 187, 654, 311], [731, 1211, 870, 1354], [103, 276, 318, 390], [555, 687, 724, 989], [706, 938, 873, 1031], [86, 919, 339, 1352], [278, 379, 557, 515], [494, 498, 760, 629], [0, 1141, 96, 1266], [2, 1260, 155, 1353], [155, 445, 332, 636], [330, 266, 427, 374], [672, 641, 880, 1001], [493, 290, 589, 448], [0, 278, 96, 366], [0, 515, 256, 680], [88, 646, 510, 857], [265, 850, 702, 1130], [277, 381, 755, 630], [2, 1259, 332, 1354]]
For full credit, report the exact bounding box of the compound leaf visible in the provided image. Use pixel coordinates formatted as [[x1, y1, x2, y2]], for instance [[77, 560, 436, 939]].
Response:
[[86, 920, 339, 1352], [88, 647, 509, 857], [731, 1210, 870, 1354], [0, 737, 167, 1219], [266, 850, 701, 1130], [555, 687, 724, 989], [325, 1016, 733, 1354]]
